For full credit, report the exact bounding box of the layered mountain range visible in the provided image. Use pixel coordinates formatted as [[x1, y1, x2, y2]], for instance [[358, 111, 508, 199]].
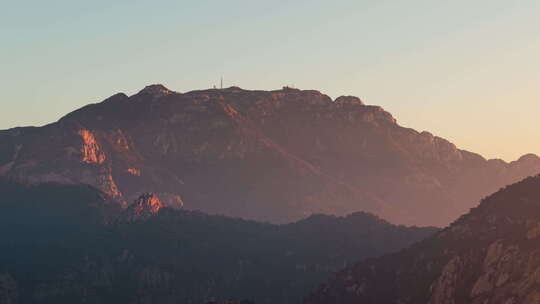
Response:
[[1, 85, 539, 226], [0, 180, 436, 304], [305, 176, 540, 304], [305, 174, 540, 304]]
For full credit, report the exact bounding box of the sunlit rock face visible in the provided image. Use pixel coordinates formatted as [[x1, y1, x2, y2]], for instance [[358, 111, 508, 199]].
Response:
[[305, 175, 540, 304], [78, 129, 106, 164], [1, 84, 540, 226], [123, 193, 164, 221]]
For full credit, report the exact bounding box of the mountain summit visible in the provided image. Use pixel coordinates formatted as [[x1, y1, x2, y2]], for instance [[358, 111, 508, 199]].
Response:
[[1, 85, 539, 226]]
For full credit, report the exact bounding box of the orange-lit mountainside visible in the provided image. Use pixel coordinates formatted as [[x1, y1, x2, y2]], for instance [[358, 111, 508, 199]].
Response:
[[0, 179, 436, 304], [305, 174, 540, 304], [1, 85, 539, 226]]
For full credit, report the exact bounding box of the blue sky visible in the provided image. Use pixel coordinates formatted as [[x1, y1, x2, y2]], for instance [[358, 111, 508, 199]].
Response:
[[1, 0, 539, 160]]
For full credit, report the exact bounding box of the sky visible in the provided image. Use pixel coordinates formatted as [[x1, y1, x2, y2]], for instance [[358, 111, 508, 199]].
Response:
[[1, 0, 539, 161]]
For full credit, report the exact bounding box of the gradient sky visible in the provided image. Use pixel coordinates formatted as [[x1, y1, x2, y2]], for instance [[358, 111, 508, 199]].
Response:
[[1, 0, 539, 161]]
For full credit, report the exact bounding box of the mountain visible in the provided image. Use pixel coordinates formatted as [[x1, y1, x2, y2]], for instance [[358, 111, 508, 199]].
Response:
[[0, 180, 437, 304], [1, 85, 539, 226], [305, 174, 540, 304]]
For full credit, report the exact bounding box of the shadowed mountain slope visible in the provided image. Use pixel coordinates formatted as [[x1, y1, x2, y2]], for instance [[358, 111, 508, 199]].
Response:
[[306, 174, 540, 304], [0, 180, 436, 304]]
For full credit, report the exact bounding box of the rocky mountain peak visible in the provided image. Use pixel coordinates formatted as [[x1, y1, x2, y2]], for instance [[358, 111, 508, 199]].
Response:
[[136, 84, 174, 97], [334, 95, 364, 106], [102, 92, 129, 103], [124, 193, 164, 221], [517, 153, 540, 163], [223, 86, 245, 92]]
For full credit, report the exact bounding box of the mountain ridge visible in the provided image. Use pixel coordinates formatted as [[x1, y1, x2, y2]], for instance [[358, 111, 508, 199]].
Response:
[[305, 174, 540, 304], [0, 179, 437, 304], [1, 84, 539, 226]]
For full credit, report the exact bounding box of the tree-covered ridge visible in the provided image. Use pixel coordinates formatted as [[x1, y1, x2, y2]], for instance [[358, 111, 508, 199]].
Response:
[[0, 180, 437, 304]]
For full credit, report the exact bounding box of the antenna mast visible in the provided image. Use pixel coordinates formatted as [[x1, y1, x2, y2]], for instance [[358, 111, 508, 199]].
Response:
[[220, 76, 223, 89]]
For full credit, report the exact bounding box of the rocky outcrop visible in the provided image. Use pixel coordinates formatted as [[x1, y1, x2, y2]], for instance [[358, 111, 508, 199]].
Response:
[[305, 175, 540, 304], [123, 193, 164, 221], [1, 85, 539, 226], [334, 96, 364, 106]]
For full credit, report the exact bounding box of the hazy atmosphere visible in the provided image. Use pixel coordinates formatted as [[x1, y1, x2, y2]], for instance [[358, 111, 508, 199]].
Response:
[[1, 0, 539, 161], [4, 2, 540, 304]]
